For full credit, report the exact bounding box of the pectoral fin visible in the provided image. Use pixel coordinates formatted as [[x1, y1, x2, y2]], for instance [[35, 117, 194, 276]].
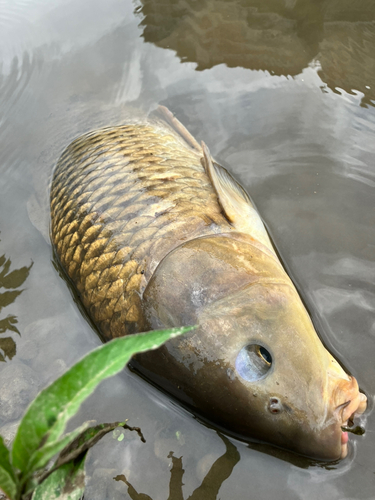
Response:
[[201, 142, 275, 253]]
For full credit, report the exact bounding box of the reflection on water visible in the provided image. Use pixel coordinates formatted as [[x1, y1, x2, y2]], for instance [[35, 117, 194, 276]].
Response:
[[114, 434, 240, 500], [136, 0, 375, 107], [0, 237, 32, 362]]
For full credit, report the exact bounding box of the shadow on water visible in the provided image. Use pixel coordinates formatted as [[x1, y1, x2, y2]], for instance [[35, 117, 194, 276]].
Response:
[[0, 236, 32, 362], [135, 0, 375, 107], [114, 433, 240, 500], [191, 417, 335, 470]]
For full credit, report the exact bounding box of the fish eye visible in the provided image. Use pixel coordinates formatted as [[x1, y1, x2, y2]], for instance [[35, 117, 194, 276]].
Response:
[[235, 343, 273, 382], [259, 346, 272, 364]]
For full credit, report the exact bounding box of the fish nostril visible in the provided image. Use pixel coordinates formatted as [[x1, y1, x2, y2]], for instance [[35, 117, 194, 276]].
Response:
[[268, 397, 283, 414]]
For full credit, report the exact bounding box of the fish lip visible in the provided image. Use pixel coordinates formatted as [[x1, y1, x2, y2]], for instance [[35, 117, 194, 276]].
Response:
[[332, 375, 367, 425], [336, 391, 367, 426], [334, 391, 367, 459]]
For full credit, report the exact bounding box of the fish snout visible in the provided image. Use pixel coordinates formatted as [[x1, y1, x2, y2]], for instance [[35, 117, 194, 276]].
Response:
[[335, 385, 367, 459], [335, 385, 367, 424], [327, 358, 366, 419], [328, 370, 367, 459], [330, 369, 367, 424], [325, 357, 367, 458]]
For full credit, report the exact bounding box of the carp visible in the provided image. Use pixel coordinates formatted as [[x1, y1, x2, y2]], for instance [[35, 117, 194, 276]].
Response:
[[50, 107, 366, 460]]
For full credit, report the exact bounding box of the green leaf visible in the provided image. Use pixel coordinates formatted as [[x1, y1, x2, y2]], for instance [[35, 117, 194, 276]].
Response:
[[54, 421, 127, 469], [0, 436, 17, 499], [31, 454, 86, 500], [12, 326, 193, 476], [0, 436, 16, 481], [24, 422, 90, 489], [25, 420, 140, 497]]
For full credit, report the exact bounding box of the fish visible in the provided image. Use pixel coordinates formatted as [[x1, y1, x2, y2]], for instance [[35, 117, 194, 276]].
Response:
[[50, 106, 367, 460]]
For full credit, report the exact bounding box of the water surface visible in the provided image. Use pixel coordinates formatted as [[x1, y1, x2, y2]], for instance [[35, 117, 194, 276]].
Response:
[[0, 0, 374, 499]]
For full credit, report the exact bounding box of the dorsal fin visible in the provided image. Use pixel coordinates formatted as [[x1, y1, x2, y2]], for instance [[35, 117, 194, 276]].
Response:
[[157, 105, 202, 152], [201, 142, 275, 254]]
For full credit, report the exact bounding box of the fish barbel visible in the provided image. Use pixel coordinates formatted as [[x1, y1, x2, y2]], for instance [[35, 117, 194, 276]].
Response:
[[50, 107, 367, 460]]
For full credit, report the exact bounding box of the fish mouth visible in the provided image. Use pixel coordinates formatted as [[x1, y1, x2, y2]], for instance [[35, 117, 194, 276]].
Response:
[[336, 390, 367, 459]]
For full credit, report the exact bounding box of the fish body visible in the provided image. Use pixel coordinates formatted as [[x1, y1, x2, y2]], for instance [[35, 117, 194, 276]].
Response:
[[51, 108, 366, 460]]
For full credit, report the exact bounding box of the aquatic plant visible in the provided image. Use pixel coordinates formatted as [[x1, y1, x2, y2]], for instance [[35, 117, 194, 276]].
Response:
[[0, 326, 192, 500]]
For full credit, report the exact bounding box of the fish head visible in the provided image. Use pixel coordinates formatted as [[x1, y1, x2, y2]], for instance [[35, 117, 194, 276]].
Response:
[[140, 234, 367, 460], [193, 283, 367, 460]]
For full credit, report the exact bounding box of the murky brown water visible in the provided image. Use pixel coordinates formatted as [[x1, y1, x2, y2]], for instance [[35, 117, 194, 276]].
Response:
[[0, 0, 374, 498]]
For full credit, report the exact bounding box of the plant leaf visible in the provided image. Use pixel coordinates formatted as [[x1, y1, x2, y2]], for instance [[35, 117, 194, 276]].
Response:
[[12, 326, 193, 475], [26, 420, 142, 497], [54, 421, 144, 470], [0, 436, 17, 499], [24, 422, 90, 489], [31, 454, 86, 500]]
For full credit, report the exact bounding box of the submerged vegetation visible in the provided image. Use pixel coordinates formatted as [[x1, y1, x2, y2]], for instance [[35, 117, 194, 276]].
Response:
[[0, 326, 193, 500]]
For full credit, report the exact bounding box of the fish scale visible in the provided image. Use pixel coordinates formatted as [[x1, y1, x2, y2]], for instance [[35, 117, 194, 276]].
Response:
[[51, 121, 230, 340]]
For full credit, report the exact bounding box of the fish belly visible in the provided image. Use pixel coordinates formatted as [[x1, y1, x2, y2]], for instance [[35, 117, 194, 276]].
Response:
[[50, 122, 231, 340]]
